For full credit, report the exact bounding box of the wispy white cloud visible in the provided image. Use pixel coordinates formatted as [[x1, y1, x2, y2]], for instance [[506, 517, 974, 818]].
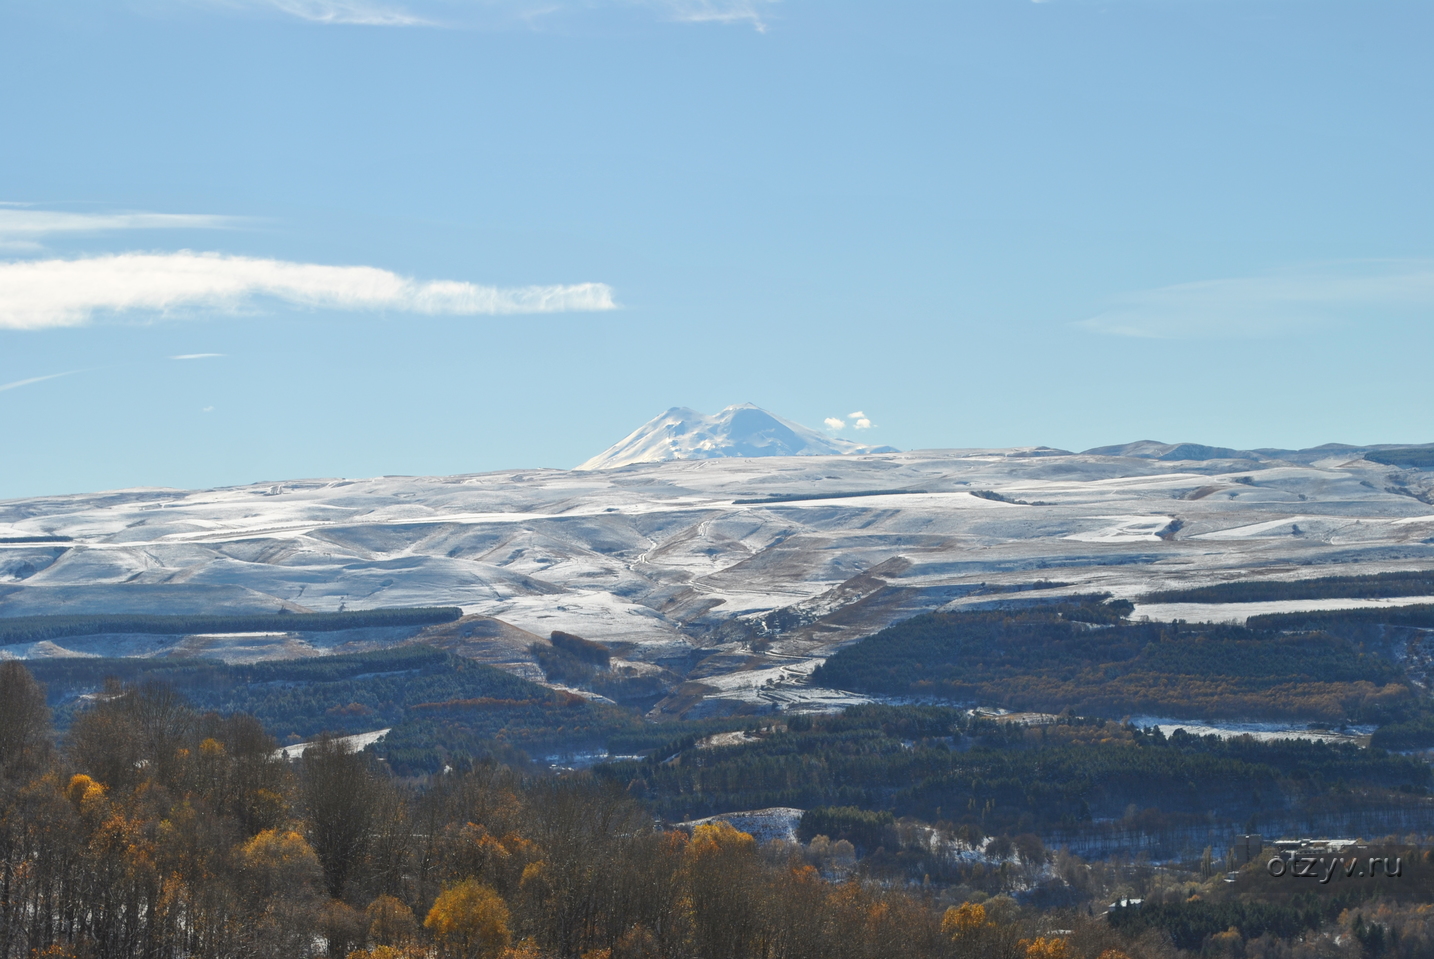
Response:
[[0, 251, 617, 330], [171, 353, 226, 360], [0, 207, 239, 240], [823, 417, 845, 430], [202, 0, 775, 30], [266, 0, 432, 25], [647, 0, 776, 30], [0, 370, 81, 393], [1079, 260, 1434, 339]]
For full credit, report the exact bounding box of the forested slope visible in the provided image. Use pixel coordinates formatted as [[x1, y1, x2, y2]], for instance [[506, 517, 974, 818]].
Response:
[[598, 706, 1430, 840], [812, 602, 1410, 722], [25, 646, 643, 773]]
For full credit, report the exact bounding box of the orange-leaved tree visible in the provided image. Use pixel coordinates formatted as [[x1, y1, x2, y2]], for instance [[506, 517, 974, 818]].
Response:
[[425, 879, 511, 959], [1020, 935, 1069, 959]]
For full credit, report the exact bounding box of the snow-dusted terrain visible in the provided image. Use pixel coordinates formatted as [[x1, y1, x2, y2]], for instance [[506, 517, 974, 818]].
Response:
[[677, 807, 805, 844], [276, 728, 391, 760], [3, 412, 1433, 718], [1132, 596, 1434, 624], [1134, 720, 1370, 746]]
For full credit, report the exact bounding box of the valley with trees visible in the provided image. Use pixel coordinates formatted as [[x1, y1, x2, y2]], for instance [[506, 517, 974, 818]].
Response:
[[8, 653, 1434, 959], [5, 447, 1434, 957], [8, 578, 1434, 958]]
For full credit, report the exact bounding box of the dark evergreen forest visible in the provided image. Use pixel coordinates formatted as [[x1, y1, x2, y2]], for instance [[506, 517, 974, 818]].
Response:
[[811, 602, 1410, 723], [1141, 570, 1434, 605]]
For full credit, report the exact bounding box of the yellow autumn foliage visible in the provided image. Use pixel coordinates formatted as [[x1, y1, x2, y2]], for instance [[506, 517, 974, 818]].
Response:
[[1019, 935, 1068, 959], [66, 774, 106, 808], [941, 902, 989, 938], [685, 821, 755, 860], [425, 879, 511, 959]]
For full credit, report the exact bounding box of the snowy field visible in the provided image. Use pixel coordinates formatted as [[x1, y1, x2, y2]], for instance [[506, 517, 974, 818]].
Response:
[[2, 446, 1431, 717], [1129, 718, 1372, 746], [1132, 596, 1434, 624], [276, 728, 391, 759], [677, 807, 805, 844]]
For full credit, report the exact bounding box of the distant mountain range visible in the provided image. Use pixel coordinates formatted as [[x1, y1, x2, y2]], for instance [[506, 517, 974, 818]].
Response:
[[1083, 440, 1434, 468], [578, 405, 1434, 470], [577, 404, 898, 470]]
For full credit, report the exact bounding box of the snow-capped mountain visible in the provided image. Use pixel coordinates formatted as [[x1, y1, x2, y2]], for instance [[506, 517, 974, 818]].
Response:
[[577, 404, 898, 470]]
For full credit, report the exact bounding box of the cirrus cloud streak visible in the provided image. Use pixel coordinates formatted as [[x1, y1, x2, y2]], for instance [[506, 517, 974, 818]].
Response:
[[264, 0, 431, 25], [0, 370, 81, 393], [0, 251, 617, 329], [1079, 260, 1434, 339], [0, 208, 240, 239], [203, 0, 775, 30]]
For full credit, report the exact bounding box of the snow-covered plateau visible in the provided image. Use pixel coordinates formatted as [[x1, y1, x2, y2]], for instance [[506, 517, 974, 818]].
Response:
[[3, 427, 1433, 718]]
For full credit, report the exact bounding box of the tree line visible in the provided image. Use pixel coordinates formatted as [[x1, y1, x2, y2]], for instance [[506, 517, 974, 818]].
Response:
[[1247, 604, 1434, 633], [0, 607, 463, 646], [1142, 571, 1434, 605]]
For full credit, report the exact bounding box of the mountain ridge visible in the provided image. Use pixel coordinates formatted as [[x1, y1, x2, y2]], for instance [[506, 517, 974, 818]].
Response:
[[1081, 440, 1434, 466]]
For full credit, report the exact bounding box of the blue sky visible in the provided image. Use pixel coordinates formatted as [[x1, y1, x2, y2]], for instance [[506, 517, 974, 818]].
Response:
[[1, 0, 1430, 498]]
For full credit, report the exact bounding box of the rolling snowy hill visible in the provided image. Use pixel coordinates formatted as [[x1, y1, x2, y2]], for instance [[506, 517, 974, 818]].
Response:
[[4, 431, 1434, 718]]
